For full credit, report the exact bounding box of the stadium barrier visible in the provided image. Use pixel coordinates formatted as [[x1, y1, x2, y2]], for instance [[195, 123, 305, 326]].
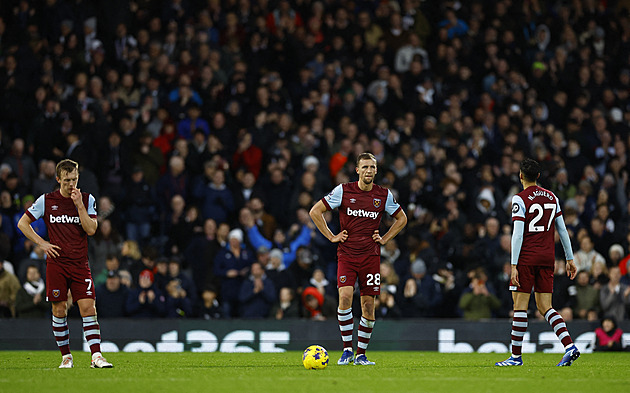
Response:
[[1, 319, 628, 353]]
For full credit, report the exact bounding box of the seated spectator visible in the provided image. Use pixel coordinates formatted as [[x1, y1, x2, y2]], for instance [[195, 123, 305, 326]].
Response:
[[195, 286, 223, 319], [93, 253, 121, 287], [95, 270, 128, 318], [238, 262, 276, 318], [15, 265, 48, 318], [126, 269, 167, 318], [0, 262, 20, 317], [301, 286, 336, 320], [271, 287, 300, 320], [574, 236, 605, 273], [458, 269, 501, 321], [164, 277, 194, 318], [573, 271, 600, 321], [593, 317, 625, 352], [374, 286, 402, 319]]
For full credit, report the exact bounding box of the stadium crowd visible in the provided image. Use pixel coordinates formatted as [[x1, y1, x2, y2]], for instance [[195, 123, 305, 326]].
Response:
[[1, 0, 630, 322]]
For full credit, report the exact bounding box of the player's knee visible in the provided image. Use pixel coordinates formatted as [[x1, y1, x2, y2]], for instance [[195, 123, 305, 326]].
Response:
[[51, 302, 67, 317]]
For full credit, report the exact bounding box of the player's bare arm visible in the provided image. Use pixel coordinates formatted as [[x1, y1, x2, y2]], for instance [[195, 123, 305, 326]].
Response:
[[566, 259, 577, 280], [309, 200, 348, 243], [372, 209, 407, 245], [510, 265, 520, 287], [17, 214, 61, 259], [71, 188, 98, 236]]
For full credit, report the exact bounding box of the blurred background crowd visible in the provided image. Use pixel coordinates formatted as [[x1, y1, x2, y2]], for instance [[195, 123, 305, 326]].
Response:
[[1, 0, 630, 325]]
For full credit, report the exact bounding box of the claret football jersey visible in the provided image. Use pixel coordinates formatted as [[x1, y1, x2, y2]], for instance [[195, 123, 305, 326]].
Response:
[[511, 185, 562, 267], [26, 190, 97, 265], [322, 182, 402, 257]]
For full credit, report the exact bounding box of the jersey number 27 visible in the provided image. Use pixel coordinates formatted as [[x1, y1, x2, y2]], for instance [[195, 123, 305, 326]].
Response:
[[529, 203, 555, 232]]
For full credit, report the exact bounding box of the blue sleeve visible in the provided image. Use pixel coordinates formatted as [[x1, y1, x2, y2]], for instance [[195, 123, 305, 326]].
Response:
[[385, 189, 401, 216], [323, 184, 343, 210], [511, 220, 524, 266], [555, 215, 575, 261], [246, 225, 272, 250], [27, 194, 45, 220], [88, 194, 97, 216]]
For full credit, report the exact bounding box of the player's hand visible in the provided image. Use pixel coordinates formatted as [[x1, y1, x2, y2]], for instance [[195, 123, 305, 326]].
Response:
[[373, 230, 385, 245], [41, 241, 61, 259], [70, 188, 82, 207], [566, 259, 577, 280], [510, 265, 520, 288], [331, 230, 348, 243]]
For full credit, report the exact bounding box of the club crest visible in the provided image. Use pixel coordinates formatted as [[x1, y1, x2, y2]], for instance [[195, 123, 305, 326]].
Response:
[[52, 289, 60, 298], [373, 198, 381, 208], [339, 275, 347, 283]]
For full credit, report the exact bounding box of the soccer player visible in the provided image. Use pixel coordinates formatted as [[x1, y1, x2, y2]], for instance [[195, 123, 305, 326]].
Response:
[[17, 159, 113, 369], [309, 152, 407, 366], [495, 158, 580, 367]]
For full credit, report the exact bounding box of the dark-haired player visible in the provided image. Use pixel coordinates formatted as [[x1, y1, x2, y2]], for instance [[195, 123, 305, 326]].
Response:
[[18, 159, 113, 368], [310, 152, 407, 366], [495, 158, 580, 367]]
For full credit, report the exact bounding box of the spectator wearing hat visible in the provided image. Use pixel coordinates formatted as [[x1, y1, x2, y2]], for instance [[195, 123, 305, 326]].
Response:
[[126, 269, 166, 318], [238, 262, 276, 318], [399, 258, 443, 318], [301, 286, 336, 320], [214, 228, 254, 318], [95, 270, 128, 318], [265, 248, 295, 296]]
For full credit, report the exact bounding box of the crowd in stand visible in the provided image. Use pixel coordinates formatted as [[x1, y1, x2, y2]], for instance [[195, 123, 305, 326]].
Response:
[[1, 0, 630, 322]]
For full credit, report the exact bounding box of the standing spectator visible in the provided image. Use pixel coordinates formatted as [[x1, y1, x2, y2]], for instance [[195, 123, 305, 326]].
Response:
[[121, 166, 158, 246], [213, 228, 253, 318], [238, 262, 276, 318], [164, 277, 194, 318], [95, 270, 128, 318], [459, 268, 501, 321], [574, 235, 605, 273], [88, 219, 122, 278], [156, 155, 189, 216], [193, 168, 235, 224], [3, 138, 37, 194], [15, 265, 48, 318], [399, 259, 443, 318], [600, 266, 630, 322], [32, 160, 58, 198], [573, 271, 600, 321], [374, 286, 402, 320]]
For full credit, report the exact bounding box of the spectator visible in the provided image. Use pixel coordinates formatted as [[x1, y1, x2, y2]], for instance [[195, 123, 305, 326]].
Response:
[[192, 168, 235, 224], [301, 286, 335, 320], [552, 259, 578, 321], [574, 235, 606, 273], [573, 271, 600, 321], [238, 262, 276, 318], [88, 218, 122, 277], [120, 166, 158, 246], [593, 317, 625, 352], [600, 266, 630, 322], [126, 269, 167, 318], [164, 276, 194, 318], [185, 218, 221, 294], [374, 286, 402, 320], [195, 286, 223, 319], [270, 287, 300, 320], [0, 262, 20, 317], [458, 269, 501, 321], [15, 265, 49, 318], [214, 228, 254, 318], [95, 270, 128, 318], [93, 253, 122, 287], [399, 259, 442, 318]]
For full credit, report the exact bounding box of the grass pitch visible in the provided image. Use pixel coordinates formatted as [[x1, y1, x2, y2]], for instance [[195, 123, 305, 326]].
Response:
[[0, 351, 627, 393]]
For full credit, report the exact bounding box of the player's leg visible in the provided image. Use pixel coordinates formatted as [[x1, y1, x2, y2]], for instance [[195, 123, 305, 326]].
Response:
[[72, 270, 113, 368], [496, 265, 533, 366], [535, 291, 580, 366], [354, 256, 379, 366], [47, 263, 73, 368], [337, 285, 355, 365]]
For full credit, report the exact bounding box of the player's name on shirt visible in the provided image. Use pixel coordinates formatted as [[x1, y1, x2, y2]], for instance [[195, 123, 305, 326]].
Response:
[[526, 189, 554, 201]]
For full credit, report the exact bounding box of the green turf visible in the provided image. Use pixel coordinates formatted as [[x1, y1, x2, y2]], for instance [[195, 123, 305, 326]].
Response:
[[0, 351, 627, 393]]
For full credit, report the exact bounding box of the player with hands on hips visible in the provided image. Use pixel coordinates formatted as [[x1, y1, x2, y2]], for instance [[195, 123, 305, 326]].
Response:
[[310, 152, 407, 366]]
